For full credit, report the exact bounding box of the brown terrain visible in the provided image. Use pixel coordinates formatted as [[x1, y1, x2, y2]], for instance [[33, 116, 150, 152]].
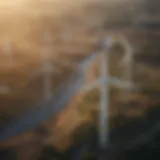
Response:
[[0, 0, 159, 159]]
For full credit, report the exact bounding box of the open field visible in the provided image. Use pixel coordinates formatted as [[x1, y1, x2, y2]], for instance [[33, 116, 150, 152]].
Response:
[[0, 0, 159, 159]]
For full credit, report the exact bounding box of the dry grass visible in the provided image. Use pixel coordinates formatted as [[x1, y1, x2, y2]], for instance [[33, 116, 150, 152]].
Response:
[[0, 0, 159, 159]]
